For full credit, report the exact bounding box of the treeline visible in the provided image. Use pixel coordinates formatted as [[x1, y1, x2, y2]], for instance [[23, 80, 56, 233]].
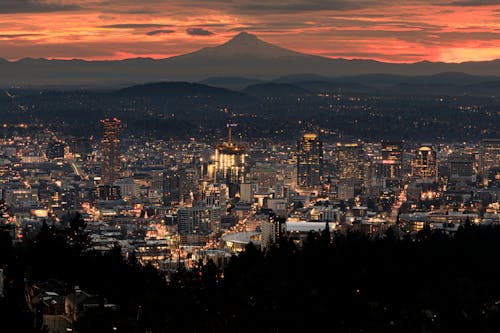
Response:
[[1, 219, 500, 332]]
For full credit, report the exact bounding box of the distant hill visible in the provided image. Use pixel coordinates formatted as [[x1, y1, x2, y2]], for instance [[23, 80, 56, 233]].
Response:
[[120, 81, 257, 105], [199, 77, 264, 90], [288, 81, 374, 94], [465, 81, 500, 96], [243, 83, 310, 97], [2, 32, 500, 87]]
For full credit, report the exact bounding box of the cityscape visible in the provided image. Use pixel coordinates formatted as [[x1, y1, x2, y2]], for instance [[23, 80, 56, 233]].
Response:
[[1, 1, 500, 333]]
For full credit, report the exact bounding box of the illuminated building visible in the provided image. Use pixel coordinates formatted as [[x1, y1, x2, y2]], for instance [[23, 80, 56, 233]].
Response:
[[100, 118, 121, 185], [480, 139, 500, 176], [95, 184, 121, 201], [448, 153, 475, 183], [337, 179, 358, 201], [240, 183, 257, 203], [486, 167, 500, 188], [177, 206, 221, 245], [260, 213, 286, 251], [215, 124, 246, 196], [380, 141, 403, 180], [163, 168, 185, 206], [412, 145, 438, 182], [335, 142, 366, 181], [114, 178, 138, 199], [297, 133, 323, 187], [202, 183, 229, 207]]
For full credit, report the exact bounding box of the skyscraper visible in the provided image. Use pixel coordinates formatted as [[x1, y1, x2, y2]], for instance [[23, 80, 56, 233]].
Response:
[[412, 144, 438, 182], [480, 139, 500, 175], [101, 118, 121, 185], [215, 124, 246, 196], [335, 142, 366, 181], [297, 133, 323, 187], [177, 205, 221, 245], [380, 141, 403, 180]]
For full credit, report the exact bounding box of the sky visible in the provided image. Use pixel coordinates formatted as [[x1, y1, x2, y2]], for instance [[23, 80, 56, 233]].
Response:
[[1, 0, 499, 63]]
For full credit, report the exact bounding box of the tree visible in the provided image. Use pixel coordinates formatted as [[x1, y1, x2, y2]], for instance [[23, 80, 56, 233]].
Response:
[[66, 213, 90, 254], [321, 221, 331, 245]]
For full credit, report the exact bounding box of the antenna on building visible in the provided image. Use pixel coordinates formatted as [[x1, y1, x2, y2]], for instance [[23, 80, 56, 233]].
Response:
[[226, 123, 237, 144]]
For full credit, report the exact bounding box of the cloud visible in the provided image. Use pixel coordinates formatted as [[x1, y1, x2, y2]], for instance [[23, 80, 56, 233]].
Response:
[[230, 0, 500, 12], [446, 0, 500, 5], [100, 24, 174, 29], [146, 29, 175, 36], [186, 27, 214, 36], [233, 0, 368, 13], [0, 0, 80, 14], [0, 34, 41, 39]]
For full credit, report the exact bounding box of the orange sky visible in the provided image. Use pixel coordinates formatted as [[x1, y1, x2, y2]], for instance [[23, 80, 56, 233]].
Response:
[[1, 0, 499, 63]]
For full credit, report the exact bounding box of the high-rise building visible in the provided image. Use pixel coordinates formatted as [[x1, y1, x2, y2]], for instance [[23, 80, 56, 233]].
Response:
[[448, 153, 475, 182], [177, 205, 221, 245], [163, 168, 185, 206], [380, 141, 403, 180], [100, 118, 121, 185], [260, 213, 286, 251], [412, 145, 438, 182], [297, 133, 323, 187], [480, 139, 500, 176], [215, 124, 246, 196], [94, 184, 121, 201], [335, 142, 366, 181]]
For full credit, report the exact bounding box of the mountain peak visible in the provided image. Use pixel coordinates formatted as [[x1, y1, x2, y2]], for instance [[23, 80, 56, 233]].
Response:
[[181, 31, 306, 59], [222, 31, 273, 49], [230, 31, 259, 42]]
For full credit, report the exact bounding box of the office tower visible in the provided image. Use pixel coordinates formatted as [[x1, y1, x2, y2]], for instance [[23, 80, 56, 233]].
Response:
[[240, 183, 257, 203], [163, 168, 185, 206], [202, 183, 229, 207], [100, 118, 121, 185], [335, 142, 366, 181], [412, 144, 438, 182], [260, 213, 286, 251], [95, 184, 121, 201], [297, 133, 323, 187], [480, 139, 500, 175], [380, 141, 403, 180], [448, 153, 475, 182], [177, 206, 221, 245], [215, 124, 246, 196]]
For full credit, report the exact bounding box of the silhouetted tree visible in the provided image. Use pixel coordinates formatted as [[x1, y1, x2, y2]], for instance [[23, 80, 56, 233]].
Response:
[[65, 213, 90, 254]]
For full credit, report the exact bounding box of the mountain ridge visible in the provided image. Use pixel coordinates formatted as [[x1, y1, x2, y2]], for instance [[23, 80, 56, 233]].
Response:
[[2, 32, 500, 87]]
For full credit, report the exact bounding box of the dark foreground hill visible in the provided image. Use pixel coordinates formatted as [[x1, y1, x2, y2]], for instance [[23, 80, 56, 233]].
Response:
[[2, 219, 500, 333]]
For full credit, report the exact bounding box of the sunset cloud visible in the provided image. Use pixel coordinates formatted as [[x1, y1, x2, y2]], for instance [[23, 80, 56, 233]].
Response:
[[0, 0, 80, 14], [146, 30, 176, 36], [100, 24, 174, 29], [186, 28, 214, 36], [0, 1, 499, 62], [0, 33, 41, 39]]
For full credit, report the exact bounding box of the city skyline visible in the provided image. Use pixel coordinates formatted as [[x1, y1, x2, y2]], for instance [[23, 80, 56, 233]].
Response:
[[0, 1, 499, 63], [1, 2, 500, 332]]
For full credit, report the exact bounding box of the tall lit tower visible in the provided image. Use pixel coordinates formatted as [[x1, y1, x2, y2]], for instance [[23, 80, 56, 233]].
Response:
[[380, 141, 403, 180], [480, 139, 500, 175], [215, 123, 246, 196], [297, 133, 323, 187], [412, 144, 437, 183], [101, 118, 121, 185]]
